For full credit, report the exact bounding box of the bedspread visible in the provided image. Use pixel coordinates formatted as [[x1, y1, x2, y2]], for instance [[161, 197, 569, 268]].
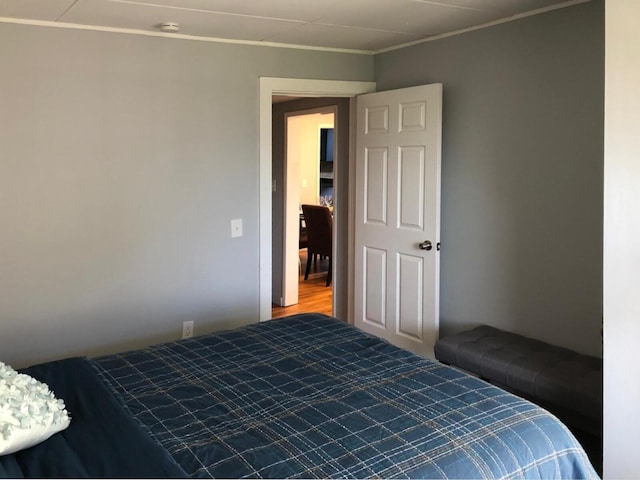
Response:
[[93, 314, 597, 479], [0, 357, 188, 478]]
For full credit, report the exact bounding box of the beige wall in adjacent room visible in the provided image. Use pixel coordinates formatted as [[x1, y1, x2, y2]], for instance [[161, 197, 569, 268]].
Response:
[[289, 113, 334, 207]]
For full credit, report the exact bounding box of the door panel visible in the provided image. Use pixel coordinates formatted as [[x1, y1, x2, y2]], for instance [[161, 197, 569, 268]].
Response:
[[364, 148, 388, 225], [365, 106, 389, 134], [398, 146, 425, 229], [400, 101, 426, 131], [397, 253, 423, 341], [363, 246, 386, 329], [354, 84, 442, 358]]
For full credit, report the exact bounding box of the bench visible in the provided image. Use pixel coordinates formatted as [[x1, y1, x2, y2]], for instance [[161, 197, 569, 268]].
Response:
[[434, 325, 602, 440]]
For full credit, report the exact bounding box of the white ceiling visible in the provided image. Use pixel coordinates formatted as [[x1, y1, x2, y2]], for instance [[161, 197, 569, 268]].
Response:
[[0, 0, 580, 53]]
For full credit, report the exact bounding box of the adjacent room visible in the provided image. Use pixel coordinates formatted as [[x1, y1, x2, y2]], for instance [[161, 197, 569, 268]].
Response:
[[272, 105, 336, 319], [1, 0, 638, 477]]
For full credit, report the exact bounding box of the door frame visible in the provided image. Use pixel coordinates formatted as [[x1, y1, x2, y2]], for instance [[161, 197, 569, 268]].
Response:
[[259, 77, 376, 321]]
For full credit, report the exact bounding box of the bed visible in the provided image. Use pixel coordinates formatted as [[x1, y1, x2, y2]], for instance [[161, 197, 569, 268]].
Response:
[[1, 313, 597, 478]]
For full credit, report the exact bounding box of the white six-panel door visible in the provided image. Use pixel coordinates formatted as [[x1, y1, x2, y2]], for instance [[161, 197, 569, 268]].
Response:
[[354, 84, 442, 358]]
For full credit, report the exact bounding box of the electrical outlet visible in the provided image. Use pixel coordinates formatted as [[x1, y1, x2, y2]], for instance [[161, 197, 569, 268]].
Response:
[[182, 320, 194, 339]]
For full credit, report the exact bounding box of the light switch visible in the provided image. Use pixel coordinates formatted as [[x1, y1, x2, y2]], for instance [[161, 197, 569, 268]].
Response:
[[231, 218, 243, 238], [301, 178, 308, 188]]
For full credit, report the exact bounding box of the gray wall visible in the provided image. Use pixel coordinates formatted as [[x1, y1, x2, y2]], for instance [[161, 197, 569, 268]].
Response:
[[0, 22, 373, 368], [375, 0, 604, 356], [0, 1, 605, 367]]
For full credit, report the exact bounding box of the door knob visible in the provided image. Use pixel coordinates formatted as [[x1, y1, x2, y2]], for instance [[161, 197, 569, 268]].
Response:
[[418, 240, 432, 251]]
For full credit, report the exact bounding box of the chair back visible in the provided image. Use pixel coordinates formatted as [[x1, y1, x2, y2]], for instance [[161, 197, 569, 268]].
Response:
[[299, 214, 308, 250], [301, 204, 332, 257]]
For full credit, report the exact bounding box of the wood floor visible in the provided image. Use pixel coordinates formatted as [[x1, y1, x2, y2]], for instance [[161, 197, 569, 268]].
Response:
[[272, 251, 333, 319]]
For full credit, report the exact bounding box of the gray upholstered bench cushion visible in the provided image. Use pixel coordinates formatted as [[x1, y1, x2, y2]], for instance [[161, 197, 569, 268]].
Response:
[[434, 325, 602, 437]]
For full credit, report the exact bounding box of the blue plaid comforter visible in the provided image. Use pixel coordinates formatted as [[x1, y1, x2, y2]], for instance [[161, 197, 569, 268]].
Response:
[[93, 314, 597, 479]]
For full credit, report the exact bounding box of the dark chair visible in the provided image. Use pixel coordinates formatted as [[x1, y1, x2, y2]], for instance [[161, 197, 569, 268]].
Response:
[[301, 204, 333, 287]]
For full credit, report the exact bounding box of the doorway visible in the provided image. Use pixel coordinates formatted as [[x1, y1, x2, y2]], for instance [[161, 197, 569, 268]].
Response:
[[259, 78, 376, 322], [280, 108, 335, 313]]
